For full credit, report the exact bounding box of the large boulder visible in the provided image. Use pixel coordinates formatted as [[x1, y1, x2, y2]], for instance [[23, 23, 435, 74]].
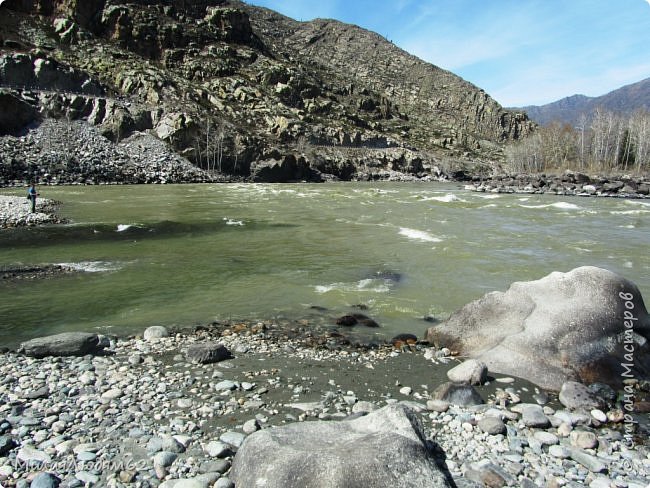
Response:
[[18, 332, 107, 358], [229, 402, 452, 488], [425, 267, 650, 391]]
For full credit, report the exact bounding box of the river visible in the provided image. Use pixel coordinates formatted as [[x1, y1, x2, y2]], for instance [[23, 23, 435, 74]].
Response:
[[1, 183, 648, 347]]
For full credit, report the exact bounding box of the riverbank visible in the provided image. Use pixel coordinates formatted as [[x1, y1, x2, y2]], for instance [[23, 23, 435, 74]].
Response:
[[0, 322, 648, 487], [0, 195, 66, 229], [464, 172, 650, 199]]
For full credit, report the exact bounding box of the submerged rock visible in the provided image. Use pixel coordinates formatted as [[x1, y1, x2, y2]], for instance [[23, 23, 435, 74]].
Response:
[[229, 402, 452, 488], [425, 266, 650, 390]]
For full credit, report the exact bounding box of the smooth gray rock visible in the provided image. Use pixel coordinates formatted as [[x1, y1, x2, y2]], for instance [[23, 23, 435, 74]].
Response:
[[477, 416, 506, 435], [18, 332, 106, 358], [220, 431, 245, 449], [446, 359, 488, 385], [519, 404, 551, 428], [153, 451, 178, 468], [230, 402, 451, 488], [431, 382, 484, 406], [425, 267, 650, 390], [185, 343, 232, 364], [569, 447, 608, 473], [29, 472, 60, 488], [559, 381, 604, 410], [143, 326, 169, 340]]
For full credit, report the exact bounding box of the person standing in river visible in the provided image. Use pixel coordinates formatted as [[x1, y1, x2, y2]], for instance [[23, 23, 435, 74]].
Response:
[[27, 183, 38, 213]]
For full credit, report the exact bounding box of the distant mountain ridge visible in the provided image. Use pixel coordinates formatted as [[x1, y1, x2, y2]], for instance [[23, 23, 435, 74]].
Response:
[[515, 77, 650, 126]]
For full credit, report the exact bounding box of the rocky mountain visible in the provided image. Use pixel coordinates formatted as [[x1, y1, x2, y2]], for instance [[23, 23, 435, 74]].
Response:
[[0, 0, 534, 184], [517, 77, 650, 126]]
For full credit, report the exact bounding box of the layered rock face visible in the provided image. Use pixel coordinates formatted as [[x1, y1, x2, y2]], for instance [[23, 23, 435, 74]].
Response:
[[425, 267, 650, 391], [0, 0, 534, 182]]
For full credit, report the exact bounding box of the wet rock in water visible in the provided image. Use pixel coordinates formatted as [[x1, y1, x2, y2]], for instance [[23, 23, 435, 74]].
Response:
[[18, 332, 107, 358], [185, 343, 232, 364], [230, 403, 451, 488], [431, 382, 484, 406], [335, 313, 379, 328], [559, 381, 605, 410], [391, 333, 418, 348], [424, 266, 650, 390], [446, 359, 488, 386], [373, 270, 402, 283]]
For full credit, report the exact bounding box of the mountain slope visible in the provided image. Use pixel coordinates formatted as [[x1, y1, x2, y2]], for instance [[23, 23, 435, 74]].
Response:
[[0, 0, 534, 183], [518, 77, 650, 126]]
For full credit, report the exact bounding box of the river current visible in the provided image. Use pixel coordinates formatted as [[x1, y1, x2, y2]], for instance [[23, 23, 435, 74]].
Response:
[[1, 183, 648, 347]]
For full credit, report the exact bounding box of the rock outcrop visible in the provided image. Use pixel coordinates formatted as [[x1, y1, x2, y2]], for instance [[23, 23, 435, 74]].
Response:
[[229, 402, 452, 488], [425, 266, 650, 390], [0, 0, 534, 183]]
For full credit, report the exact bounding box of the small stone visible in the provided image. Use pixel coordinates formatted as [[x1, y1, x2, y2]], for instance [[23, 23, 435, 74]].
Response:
[[446, 359, 488, 385], [220, 431, 246, 448], [478, 416, 506, 435], [30, 472, 61, 488], [570, 430, 599, 449], [548, 445, 571, 459], [519, 404, 550, 428], [75, 471, 99, 485], [161, 435, 186, 453], [215, 380, 238, 392], [432, 382, 484, 406], [144, 326, 169, 340], [399, 386, 412, 396], [533, 431, 559, 446], [426, 400, 449, 413], [243, 419, 259, 434], [204, 441, 231, 458], [76, 451, 96, 462], [570, 448, 607, 473], [154, 451, 178, 468], [185, 343, 232, 364], [118, 470, 136, 483], [215, 478, 235, 488], [590, 409, 607, 423], [101, 388, 123, 400], [589, 477, 615, 488]]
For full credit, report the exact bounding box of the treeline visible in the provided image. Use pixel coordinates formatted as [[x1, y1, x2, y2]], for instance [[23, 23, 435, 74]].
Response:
[[506, 108, 650, 173]]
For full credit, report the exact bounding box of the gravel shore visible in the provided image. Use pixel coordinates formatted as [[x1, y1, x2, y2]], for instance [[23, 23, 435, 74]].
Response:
[[0, 322, 648, 488], [0, 195, 65, 229]]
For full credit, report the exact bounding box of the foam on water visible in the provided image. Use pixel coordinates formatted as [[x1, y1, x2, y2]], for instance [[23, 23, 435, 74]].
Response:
[[58, 261, 122, 273], [315, 278, 391, 294], [398, 227, 442, 243], [223, 217, 245, 226], [117, 224, 136, 232], [419, 193, 466, 203], [519, 202, 581, 210], [610, 210, 650, 215]]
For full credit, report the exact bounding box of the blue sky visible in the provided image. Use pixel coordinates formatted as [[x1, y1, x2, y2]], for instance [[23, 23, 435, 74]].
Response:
[[246, 0, 650, 107]]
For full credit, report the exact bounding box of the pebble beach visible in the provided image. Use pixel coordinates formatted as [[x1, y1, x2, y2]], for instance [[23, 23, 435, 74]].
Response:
[[0, 321, 649, 488]]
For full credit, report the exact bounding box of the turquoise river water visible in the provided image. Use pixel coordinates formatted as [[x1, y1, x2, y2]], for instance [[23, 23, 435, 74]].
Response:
[[1, 183, 648, 347]]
